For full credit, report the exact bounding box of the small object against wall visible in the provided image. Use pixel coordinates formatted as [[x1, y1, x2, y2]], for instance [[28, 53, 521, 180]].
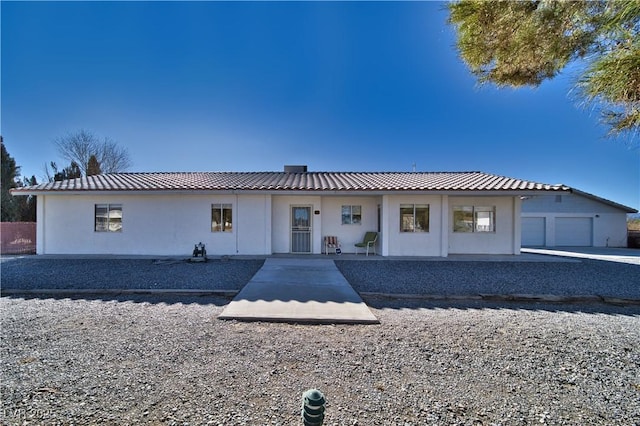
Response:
[[191, 242, 207, 262]]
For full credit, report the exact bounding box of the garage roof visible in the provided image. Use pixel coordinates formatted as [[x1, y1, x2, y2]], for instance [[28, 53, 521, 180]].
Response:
[[569, 188, 638, 213]]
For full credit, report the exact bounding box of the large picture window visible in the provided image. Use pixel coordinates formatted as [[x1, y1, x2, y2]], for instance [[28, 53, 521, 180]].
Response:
[[453, 206, 495, 233], [212, 204, 232, 232], [400, 204, 429, 232], [341, 205, 362, 225], [95, 204, 122, 232]]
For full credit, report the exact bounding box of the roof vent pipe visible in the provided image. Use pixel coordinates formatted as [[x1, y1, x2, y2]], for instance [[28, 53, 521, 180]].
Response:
[[284, 165, 308, 173]]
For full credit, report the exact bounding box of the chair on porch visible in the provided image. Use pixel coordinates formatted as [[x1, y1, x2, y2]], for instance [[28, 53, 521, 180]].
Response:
[[355, 231, 378, 256], [324, 236, 341, 255]]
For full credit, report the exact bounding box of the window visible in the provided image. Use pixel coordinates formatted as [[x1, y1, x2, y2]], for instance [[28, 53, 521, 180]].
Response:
[[341, 205, 362, 225], [400, 204, 429, 232], [95, 204, 122, 232], [453, 206, 495, 233], [212, 204, 232, 232], [474, 207, 495, 232]]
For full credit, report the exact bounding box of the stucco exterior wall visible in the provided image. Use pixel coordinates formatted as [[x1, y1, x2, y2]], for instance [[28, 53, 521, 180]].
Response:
[[236, 195, 272, 255], [593, 214, 629, 247], [384, 194, 444, 256], [320, 196, 380, 254], [36, 194, 271, 256], [522, 193, 626, 214], [35, 192, 524, 256], [448, 196, 520, 254], [271, 195, 322, 254]]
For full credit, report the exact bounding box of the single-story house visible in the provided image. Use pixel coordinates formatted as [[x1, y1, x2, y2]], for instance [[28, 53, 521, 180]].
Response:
[[521, 188, 636, 248], [12, 166, 635, 256]]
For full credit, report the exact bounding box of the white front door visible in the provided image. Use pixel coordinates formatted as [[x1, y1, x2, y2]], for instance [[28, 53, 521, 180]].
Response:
[[291, 206, 312, 253]]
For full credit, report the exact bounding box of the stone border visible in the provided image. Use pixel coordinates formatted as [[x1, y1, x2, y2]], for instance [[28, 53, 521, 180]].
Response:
[[0, 289, 239, 297], [360, 292, 640, 306], [3, 289, 639, 306]]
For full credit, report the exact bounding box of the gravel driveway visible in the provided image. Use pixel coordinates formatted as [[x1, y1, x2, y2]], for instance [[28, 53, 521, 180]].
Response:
[[1, 256, 639, 425]]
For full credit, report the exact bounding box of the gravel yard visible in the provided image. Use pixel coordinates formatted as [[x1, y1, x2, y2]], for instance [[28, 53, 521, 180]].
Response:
[[336, 259, 640, 299], [1, 256, 639, 425], [1, 295, 639, 425], [0, 257, 264, 291], [2, 256, 639, 300]]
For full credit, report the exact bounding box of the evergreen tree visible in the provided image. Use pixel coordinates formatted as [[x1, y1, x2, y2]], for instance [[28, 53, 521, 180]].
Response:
[[1, 139, 20, 221], [46, 161, 82, 182], [87, 154, 102, 176], [448, 0, 640, 137], [17, 176, 37, 222]]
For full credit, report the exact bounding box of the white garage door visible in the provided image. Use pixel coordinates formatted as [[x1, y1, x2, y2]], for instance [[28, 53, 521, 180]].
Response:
[[522, 217, 545, 246], [555, 217, 592, 246]]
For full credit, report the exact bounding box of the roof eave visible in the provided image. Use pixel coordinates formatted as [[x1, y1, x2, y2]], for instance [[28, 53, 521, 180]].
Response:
[[10, 187, 574, 197], [570, 188, 638, 213]]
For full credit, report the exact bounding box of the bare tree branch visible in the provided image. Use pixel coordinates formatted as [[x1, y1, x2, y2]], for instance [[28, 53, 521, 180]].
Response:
[[97, 138, 132, 174], [54, 130, 132, 175]]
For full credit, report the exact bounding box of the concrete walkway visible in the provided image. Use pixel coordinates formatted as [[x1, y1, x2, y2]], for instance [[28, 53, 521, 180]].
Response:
[[218, 258, 379, 324], [522, 247, 640, 265]]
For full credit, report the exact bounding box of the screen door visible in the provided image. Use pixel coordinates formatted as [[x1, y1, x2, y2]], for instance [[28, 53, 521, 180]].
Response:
[[291, 206, 312, 253]]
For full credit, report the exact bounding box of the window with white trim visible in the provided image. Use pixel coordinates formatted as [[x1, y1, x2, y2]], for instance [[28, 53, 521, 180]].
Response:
[[400, 204, 429, 232], [212, 204, 232, 232], [341, 205, 362, 225], [95, 204, 122, 232], [453, 206, 495, 233]]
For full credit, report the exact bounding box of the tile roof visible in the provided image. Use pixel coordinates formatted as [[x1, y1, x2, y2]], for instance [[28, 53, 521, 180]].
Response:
[[12, 171, 569, 193]]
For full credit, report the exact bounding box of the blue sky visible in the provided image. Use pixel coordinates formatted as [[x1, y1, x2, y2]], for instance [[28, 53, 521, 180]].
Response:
[[2, 1, 638, 210]]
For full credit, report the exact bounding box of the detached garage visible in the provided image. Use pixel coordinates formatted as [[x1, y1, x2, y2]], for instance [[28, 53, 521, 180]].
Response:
[[522, 189, 636, 248]]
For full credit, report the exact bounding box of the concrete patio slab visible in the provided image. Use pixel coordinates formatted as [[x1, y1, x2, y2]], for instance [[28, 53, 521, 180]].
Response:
[[218, 258, 379, 324]]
